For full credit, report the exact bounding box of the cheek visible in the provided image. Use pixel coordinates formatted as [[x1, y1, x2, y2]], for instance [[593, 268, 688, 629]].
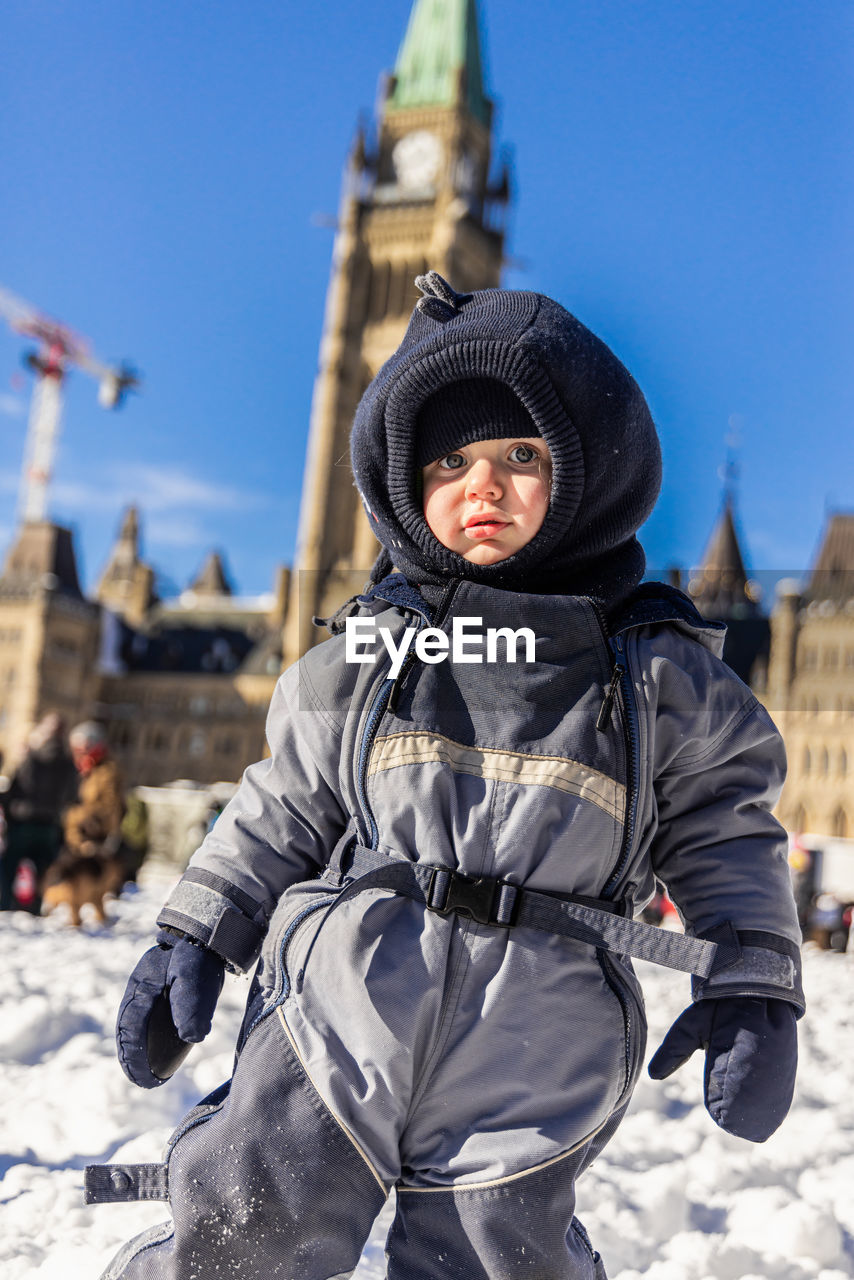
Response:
[[422, 483, 455, 538], [518, 475, 550, 527]]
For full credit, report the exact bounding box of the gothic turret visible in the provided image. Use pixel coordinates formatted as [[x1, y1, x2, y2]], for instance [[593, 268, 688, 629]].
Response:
[[388, 0, 491, 127], [95, 505, 157, 626], [805, 513, 854, 602], [189, 551, 233, 597], [0, 521, 84, 598], [284, 0, 511, 666], [688, 494, 758, 620], [688, 485, 769, 685]]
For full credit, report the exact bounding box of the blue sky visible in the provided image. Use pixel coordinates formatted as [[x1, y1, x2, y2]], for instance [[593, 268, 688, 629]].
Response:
[[1, 0, 851, 602]]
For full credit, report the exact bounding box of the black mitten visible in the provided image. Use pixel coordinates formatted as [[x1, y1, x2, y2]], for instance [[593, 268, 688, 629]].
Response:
[[648, 996, 798, 1142], [116, 931, 225, 1088]]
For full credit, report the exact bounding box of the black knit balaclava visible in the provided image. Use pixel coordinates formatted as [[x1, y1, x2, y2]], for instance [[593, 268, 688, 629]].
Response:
[[414, 377, 539, 470], [351, 271, 662, 607]]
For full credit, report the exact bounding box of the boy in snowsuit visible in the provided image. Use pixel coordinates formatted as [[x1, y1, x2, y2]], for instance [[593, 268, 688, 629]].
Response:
[[88, 273, 804, 1280]]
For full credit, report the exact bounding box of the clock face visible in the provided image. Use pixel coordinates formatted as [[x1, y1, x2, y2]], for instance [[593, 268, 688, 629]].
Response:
[[392, 130, 442, 192]]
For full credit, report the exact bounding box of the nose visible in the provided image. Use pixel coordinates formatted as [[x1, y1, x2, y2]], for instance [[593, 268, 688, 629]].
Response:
[[465, 457, 503, 500]]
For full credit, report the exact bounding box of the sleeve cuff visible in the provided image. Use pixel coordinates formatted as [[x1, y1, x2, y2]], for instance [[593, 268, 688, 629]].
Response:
[[157, 869, 267, 973], [691, 928, 805, 1016]]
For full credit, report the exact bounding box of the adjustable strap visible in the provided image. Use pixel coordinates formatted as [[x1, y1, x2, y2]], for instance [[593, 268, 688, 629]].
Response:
[[84, 1162, 169, 1204], [324, 844, 725, 979], [157, 868, 267, 973]]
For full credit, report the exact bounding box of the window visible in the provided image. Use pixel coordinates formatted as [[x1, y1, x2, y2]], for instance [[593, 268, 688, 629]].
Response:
[[49, 637, 78, 662], [801, 647, 817, 671], [840, 749, 848, 777], [823, 648, 839, 670], [832, 808, 849, 839], [368, 260, 391, 321], [819, 748, 829, 776], [791, 803, 808, 834], [802, 747, 811, 775], [113, 724, 126, 748]]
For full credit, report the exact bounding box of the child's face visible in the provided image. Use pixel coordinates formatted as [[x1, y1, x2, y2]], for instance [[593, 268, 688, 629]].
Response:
[[421, 437, 552, 565]]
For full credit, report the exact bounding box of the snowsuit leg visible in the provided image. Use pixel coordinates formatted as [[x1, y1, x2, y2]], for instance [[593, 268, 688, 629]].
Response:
[[387, 1146, 608, 1280], [98, 1009, 389, 1280], [381, 1089, 631, 1279]]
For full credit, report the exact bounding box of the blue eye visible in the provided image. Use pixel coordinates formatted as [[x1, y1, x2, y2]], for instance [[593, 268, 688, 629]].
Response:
[[509, 444, 537, 463]]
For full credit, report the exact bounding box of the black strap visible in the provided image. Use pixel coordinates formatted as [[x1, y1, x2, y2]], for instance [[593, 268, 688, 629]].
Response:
[[84, 1163, 169, 1204], [319, 844, 722, 978]]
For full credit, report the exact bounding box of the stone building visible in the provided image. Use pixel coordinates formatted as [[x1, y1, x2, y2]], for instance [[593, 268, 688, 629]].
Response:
[[283, 0, 511, 666], [764, 514, 854, 839], [0, 522, 101, 768], [0, 509, 284, 786]]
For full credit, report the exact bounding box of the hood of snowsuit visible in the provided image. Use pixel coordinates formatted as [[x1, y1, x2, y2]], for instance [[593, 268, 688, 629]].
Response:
[[350, 271, 662, 605]]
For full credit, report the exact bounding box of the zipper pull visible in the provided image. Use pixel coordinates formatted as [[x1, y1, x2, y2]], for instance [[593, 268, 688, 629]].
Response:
[[388, 650, 417, 713], [597, 664, 624, 732]]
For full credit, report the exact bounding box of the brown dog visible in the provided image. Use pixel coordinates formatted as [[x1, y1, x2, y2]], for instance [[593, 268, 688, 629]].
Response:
[[41, 847, 126, 927]]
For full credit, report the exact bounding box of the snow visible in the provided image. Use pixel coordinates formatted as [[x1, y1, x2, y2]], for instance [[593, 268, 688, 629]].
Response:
[[1, 873, 852, 1279]]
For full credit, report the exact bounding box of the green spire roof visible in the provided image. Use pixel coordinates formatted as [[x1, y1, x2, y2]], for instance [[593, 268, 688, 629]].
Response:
[[387, 0, 490, 127]]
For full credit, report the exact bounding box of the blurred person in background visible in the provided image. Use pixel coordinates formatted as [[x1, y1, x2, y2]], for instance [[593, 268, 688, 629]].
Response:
[[118, 790, 150, 884], [64, 721, 126, 857], [0, 712, 78, 913]]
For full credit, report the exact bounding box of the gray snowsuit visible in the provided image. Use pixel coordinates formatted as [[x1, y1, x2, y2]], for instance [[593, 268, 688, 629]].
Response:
[[89, 573, 803, 1279]]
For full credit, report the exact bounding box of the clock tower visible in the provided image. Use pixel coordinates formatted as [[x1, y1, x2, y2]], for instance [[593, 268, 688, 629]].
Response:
[[283, 0, 511, 666]]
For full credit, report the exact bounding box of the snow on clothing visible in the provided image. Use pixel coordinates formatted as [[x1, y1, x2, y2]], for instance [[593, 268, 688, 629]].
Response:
[[92, 275, 801, 1278], [91, 575, 803, 1279]]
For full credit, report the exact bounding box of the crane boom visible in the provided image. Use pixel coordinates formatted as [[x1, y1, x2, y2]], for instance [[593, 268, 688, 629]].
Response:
[[0, 284, 138, 523]]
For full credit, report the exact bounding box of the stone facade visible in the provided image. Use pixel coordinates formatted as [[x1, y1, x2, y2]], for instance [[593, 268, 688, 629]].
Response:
[[0, 523, 101, 770], [0, 512, 282, 787], [763, 515, 854, 839]]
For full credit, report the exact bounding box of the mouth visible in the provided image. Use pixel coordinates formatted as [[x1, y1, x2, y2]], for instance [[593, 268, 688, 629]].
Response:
[[464, 514, 509, 539]]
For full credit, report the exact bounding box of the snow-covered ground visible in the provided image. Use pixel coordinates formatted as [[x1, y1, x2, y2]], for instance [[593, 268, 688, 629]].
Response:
[[1, 872, 852, 1280]]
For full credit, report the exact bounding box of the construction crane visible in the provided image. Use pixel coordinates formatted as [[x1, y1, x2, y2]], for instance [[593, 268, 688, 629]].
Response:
[[0, 284, 139, 524]]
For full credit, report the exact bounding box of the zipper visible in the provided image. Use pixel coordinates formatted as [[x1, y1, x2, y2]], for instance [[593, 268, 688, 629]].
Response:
[[599, 951, 634, 1097], [388, 646, 418, 713], [245, 899, 332, 1038], [596, 662, 625, 732], [586, 600, 640, 902], [602, 631, 641, 898]]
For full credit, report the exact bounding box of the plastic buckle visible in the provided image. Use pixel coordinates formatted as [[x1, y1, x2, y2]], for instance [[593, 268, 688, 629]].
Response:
[[427, 869, 517, 927]]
